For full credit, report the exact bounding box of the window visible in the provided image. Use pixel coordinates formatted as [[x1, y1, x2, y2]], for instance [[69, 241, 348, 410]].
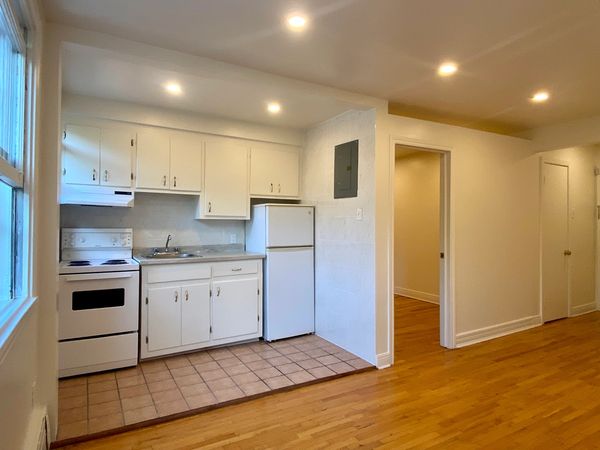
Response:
[[0, 1, 27, 306]]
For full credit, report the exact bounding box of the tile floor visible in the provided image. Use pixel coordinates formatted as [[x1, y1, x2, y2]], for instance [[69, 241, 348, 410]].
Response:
[[57, 335, 372, 442]]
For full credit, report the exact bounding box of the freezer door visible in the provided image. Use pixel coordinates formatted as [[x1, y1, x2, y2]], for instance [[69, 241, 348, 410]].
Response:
[[266, 206, 314, 247], [264, 247, 315, 341]]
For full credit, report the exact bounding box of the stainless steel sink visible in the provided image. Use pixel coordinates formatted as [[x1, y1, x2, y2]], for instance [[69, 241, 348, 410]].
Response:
[[143, 252, 201, 259]]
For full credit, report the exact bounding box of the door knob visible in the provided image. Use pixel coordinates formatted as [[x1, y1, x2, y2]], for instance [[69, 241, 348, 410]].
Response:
[[564, 250, 572, 256]]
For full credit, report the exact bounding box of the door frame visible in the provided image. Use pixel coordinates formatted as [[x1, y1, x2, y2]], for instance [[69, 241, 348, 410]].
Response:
[[388, 137, 454, 358], [539, 157, 571, 322]]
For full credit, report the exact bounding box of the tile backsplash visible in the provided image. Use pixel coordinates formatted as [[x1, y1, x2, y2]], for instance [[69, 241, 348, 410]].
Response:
[[60, 193, 245, 248]]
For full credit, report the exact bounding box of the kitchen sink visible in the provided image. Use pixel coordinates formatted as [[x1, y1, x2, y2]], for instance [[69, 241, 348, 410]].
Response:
[[143, 252, 201, 259]]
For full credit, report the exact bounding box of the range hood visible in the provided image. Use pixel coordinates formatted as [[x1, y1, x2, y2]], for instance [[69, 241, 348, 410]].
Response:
[[60, 184, 135, 207]]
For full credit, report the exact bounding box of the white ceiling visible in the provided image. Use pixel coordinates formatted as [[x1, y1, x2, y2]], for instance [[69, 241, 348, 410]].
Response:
[[45, 0, 600, 133], [60, 44, 361, 129]]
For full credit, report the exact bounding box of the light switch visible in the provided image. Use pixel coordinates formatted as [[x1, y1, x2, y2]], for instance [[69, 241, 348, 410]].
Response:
[[356, 208, 363, 220]]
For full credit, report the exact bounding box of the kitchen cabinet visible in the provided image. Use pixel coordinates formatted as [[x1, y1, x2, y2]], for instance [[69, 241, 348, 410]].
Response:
[[136, 129, 170, 190], [140, 259, 262, 359], [181, 281, 211, 345], [62, 125, 134, 188], [136, 130, 203, 193], [170, 133, 204, 193], [197, 139, 249, 219], [250, 145, 299, 198], [211, 276, 259, 340], [147, 284, 181, 351]]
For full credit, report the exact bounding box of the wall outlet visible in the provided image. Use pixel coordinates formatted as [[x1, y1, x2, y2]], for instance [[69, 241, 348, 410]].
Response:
[[229, 234, 237, 244], [356, 208, 363, 220]]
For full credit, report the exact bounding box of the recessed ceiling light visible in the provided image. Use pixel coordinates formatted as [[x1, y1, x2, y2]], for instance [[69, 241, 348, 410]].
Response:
[[267, 102, 281, 114], [437, 62, 458, 77], [530, 90, 550, 103], [164, 82, 182, 95], [287, 14, 307, 30]]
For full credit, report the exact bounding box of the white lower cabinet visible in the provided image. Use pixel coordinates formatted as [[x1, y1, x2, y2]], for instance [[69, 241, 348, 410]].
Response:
[[141, 260, 262, 359]]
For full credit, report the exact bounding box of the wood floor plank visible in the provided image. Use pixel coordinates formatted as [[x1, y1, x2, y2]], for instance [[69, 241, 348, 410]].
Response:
[[60, 296, 600, 449]]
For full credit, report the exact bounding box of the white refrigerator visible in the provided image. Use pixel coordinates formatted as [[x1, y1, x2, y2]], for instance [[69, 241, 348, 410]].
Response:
[[246, 204, 315, 341]]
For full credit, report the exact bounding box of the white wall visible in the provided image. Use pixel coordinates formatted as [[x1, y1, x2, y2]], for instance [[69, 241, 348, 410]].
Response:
[[376, 113, 540, 355], [302, 110, 377, 364], [61, 193, 244, 249], [539, 145, 599, 314], [394, 151, 440, 302]]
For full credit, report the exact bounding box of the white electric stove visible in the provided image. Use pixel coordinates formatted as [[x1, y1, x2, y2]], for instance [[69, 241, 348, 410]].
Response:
[[58, 228, 140, 377]]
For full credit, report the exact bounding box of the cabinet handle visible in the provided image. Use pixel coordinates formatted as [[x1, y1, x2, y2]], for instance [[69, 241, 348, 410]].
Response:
[[208, 202, 212, 213], [269, 183, 273, 193], [92, 169, 96, 181], [216, 287, 221, 297], [104, 170, 108, 182], [173, 176, 177, 188], [185, 290, 189, 301], [278, 183, 281, 193], [163, 175, 167, 186], [231, 268, 242, 272], [174, 291, 178, 302]]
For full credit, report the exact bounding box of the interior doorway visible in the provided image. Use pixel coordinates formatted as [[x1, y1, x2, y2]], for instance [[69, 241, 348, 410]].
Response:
[[392, 144, 449, 353]]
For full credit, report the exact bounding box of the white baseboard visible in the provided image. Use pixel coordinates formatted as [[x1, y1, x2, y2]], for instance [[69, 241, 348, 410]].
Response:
[[394, 287, 439, 304], [570, 302, 598, 317], [375, 351, 393, 369], [455, 315, 542, 348]]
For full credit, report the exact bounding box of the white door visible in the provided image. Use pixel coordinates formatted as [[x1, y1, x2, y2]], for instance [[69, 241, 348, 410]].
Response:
[[266, 206, 314, 247], [276, 149, 299, 197], [211, 277, 259, 340], [181, 281, 211, 345], [264, 248, 314, 341], [204, 140, 249, 217], [62, 124, 100, 185], [100, 129, 134, 187], [147, 285, 181, 351], [136, 129, 170, 190], [249, 146, 274, 196], [170, 133, 203, 193], [541, 161, 569, 322]]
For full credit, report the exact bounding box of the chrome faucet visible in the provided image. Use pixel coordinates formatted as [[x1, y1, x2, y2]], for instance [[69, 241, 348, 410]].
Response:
[[165, 234, 173, 252]]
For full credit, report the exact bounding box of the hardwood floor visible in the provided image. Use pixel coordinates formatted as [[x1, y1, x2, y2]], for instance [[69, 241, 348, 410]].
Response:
[[62, 296, 600, 449]]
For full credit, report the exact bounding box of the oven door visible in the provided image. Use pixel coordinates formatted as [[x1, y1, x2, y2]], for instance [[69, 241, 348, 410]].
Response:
[[59, 270, 140, 340]]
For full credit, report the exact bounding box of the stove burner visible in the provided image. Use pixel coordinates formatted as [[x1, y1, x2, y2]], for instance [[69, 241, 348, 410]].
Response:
[[68, 260, 91, 267], [101, 259, 128, 265]]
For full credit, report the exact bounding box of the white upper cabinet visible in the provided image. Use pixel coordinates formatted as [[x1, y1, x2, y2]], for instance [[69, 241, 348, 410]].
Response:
[[200, 139, 249, 219], [100, 129, 135, 187], [170, 133, 203, 193], [250, 145, 299, 198], [62, 124, 101, 185], [136, 129, 170, 190], [63, 125, 134, 188]]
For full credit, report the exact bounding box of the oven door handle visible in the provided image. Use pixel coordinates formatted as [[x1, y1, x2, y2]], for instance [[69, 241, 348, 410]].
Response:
[[63, 272, 135, 282]]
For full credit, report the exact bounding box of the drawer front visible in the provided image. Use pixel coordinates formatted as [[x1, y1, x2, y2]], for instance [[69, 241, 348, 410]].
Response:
[[146, 263, 211, 284], [212, 260, 259, 277]]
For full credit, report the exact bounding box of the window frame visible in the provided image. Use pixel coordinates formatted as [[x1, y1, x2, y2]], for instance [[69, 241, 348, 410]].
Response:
[[0, 0, 41, 354]]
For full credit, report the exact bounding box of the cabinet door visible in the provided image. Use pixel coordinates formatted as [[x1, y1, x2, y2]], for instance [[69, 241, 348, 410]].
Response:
[[147, 285, 181, 351], [204, 140, 249, 217], [276, 149, 299, 197], [62, 124, 100, 185], [170, 133, 203, 193], [249, 147, 273, 196], [211, 276, 259, 340], [181, 282, 211, 345], [136, 129, 170, 190], [100, 129, 134, 187]]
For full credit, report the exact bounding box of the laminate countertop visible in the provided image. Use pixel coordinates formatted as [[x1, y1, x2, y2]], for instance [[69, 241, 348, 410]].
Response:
[[133, 244, 265, 266]]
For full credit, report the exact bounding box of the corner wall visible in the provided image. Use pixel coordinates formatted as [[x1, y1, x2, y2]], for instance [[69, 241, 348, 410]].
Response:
[[302, 110, 377, 364]]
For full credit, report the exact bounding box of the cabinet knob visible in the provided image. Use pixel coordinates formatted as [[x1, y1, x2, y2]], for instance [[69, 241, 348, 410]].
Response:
[[173, 176, 177, 188], [270, 183, 273, 193], [278, 183, 281, 193], [104, 169, 109, 182], [216, 287, 221, 297], [208, 202, 212, 213], [174, 291, 178, 302], [163, 175, 167, 186], [185, 290, 189, 301]]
